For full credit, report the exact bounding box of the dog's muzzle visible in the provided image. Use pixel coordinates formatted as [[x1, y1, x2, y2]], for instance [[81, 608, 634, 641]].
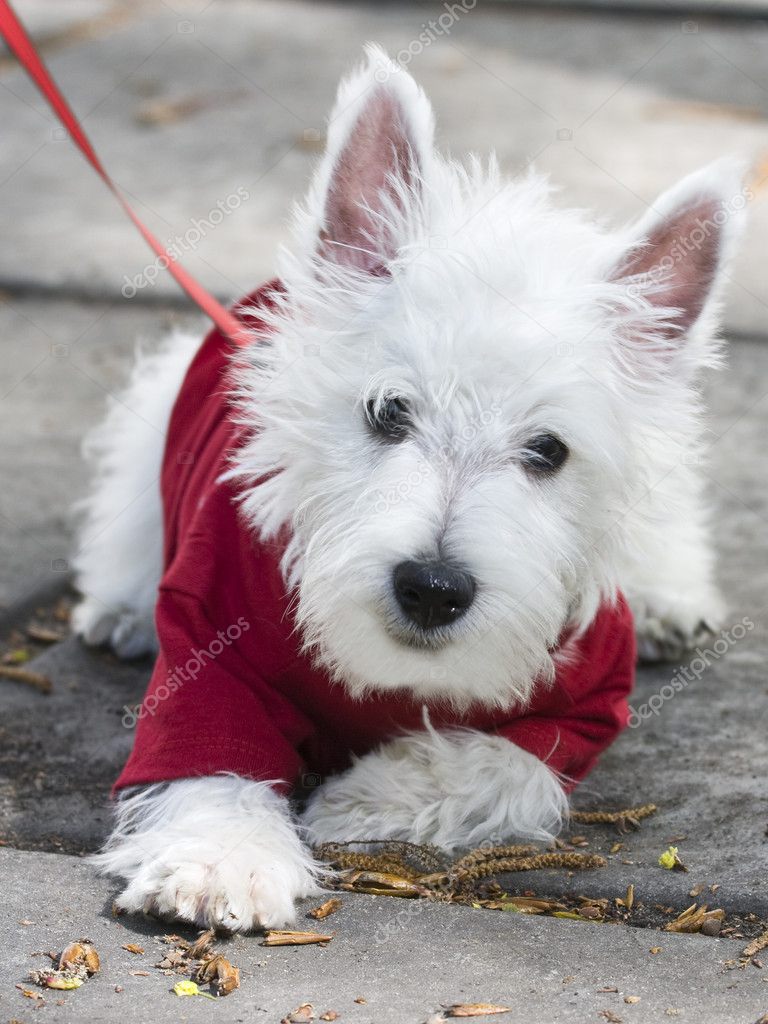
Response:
[[392, 560, 476, 631]]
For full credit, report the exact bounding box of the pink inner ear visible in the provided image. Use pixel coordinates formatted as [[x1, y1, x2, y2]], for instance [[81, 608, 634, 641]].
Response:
[[320, 89, 418, 275], [618, 198, 723, 339]]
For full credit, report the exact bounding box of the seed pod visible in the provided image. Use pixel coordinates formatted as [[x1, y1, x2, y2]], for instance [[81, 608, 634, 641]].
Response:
[[58, 943, 85, 970], [187, 928, 215, 960], [308, 898, 342, 920], [262, 930, 334, 946]]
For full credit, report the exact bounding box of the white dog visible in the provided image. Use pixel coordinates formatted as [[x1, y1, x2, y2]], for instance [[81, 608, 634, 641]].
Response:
[[72, 47, 745, 930]]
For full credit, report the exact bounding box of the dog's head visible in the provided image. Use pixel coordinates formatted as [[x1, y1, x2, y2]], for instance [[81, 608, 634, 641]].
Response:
[[232, 47, 746, 708]]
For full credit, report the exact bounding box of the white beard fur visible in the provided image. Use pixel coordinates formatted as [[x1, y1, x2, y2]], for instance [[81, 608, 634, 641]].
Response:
[[73, 46, 746, 929]]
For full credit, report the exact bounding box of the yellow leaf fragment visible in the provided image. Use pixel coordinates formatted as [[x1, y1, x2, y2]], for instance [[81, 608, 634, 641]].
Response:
[[172, 979, 215, 999], [658, 846, 687, 871]]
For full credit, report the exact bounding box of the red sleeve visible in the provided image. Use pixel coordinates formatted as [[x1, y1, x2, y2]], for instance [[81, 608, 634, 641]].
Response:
[[113, 586, 314, 795], [494, 597, 635, 790]]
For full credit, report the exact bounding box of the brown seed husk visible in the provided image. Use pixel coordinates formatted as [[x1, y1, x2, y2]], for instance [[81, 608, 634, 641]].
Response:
[[282, 1004, 315, 1023], [663, 904, 725, 934], [741, 929, 768, 960], [0, 664, 52, 693], [625, 884, 635, 912], [59, 941, 99, 974], [308, 898, 342, 920], [262, 930, 333, 946], [187, 928, 215, 960], [196, 955, 240, 996]]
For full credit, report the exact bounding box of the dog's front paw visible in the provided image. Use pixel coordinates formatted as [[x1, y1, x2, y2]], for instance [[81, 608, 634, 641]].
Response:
[[630, 590, 725, 663], [94, 777, 321, 932], [304, 728, 566, 849], [116, 846, 314, 930]]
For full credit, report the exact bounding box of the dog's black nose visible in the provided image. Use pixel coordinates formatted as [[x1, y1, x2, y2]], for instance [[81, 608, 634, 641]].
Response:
[[393, 560, 476, 630]]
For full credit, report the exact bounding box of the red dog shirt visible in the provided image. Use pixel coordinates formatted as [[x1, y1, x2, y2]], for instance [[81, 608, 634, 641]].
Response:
[[114, 283, 636, 795]]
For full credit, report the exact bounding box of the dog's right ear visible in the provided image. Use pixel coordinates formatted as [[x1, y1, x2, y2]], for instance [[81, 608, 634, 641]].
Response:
[[307, 46, 434, 276]]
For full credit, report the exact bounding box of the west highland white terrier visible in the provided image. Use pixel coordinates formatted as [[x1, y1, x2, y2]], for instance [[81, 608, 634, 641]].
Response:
[[72, 47, 746, 930]]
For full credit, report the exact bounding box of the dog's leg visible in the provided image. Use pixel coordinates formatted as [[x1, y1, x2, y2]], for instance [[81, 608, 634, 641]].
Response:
[[93, 775, 322, 930], [72, 331, 200, 659], [303, 727, 567, 849], [620, 443, 724, 662]]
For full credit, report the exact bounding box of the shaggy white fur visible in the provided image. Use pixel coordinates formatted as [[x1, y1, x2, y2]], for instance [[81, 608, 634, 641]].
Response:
[[93, 776, 321, 929], [72, 330, 200, 658], [74, 46, 746, 929], [303, 722, 568, 849]]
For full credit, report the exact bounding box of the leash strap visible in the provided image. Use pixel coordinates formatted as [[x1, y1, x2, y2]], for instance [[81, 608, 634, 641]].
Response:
[[0, 0, 248, 345]]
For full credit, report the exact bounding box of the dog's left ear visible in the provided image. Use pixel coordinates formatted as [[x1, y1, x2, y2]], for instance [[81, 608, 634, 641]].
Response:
[[610, 159, 748, 360], [308, 46, 435, 275]]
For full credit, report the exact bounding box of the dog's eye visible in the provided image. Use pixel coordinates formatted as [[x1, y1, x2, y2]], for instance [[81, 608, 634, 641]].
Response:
[[366, 396, 410, 441], [522, 433, 569, 473]]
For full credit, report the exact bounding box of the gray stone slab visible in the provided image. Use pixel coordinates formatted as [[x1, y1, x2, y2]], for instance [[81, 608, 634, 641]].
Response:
[[0, 296, 200, 609], [1, 846, 766, 1024], [1, 2, 768, 333]]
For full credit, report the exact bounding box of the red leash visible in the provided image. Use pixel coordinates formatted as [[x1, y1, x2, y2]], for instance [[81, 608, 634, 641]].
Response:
[[0, 0, 248, 345]]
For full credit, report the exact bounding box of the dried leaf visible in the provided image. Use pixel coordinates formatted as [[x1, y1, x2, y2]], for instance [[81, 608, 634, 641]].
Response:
[[262, 930, 333, 946], [445, 1005, 512, 1017], [196, 954, 240, 996], [16, 985, 43, 1000], [121, 943, 144, 955], [308, 898, 342, 920], [578, 905, 604, 920], [319, 1013, 339, 1022]]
